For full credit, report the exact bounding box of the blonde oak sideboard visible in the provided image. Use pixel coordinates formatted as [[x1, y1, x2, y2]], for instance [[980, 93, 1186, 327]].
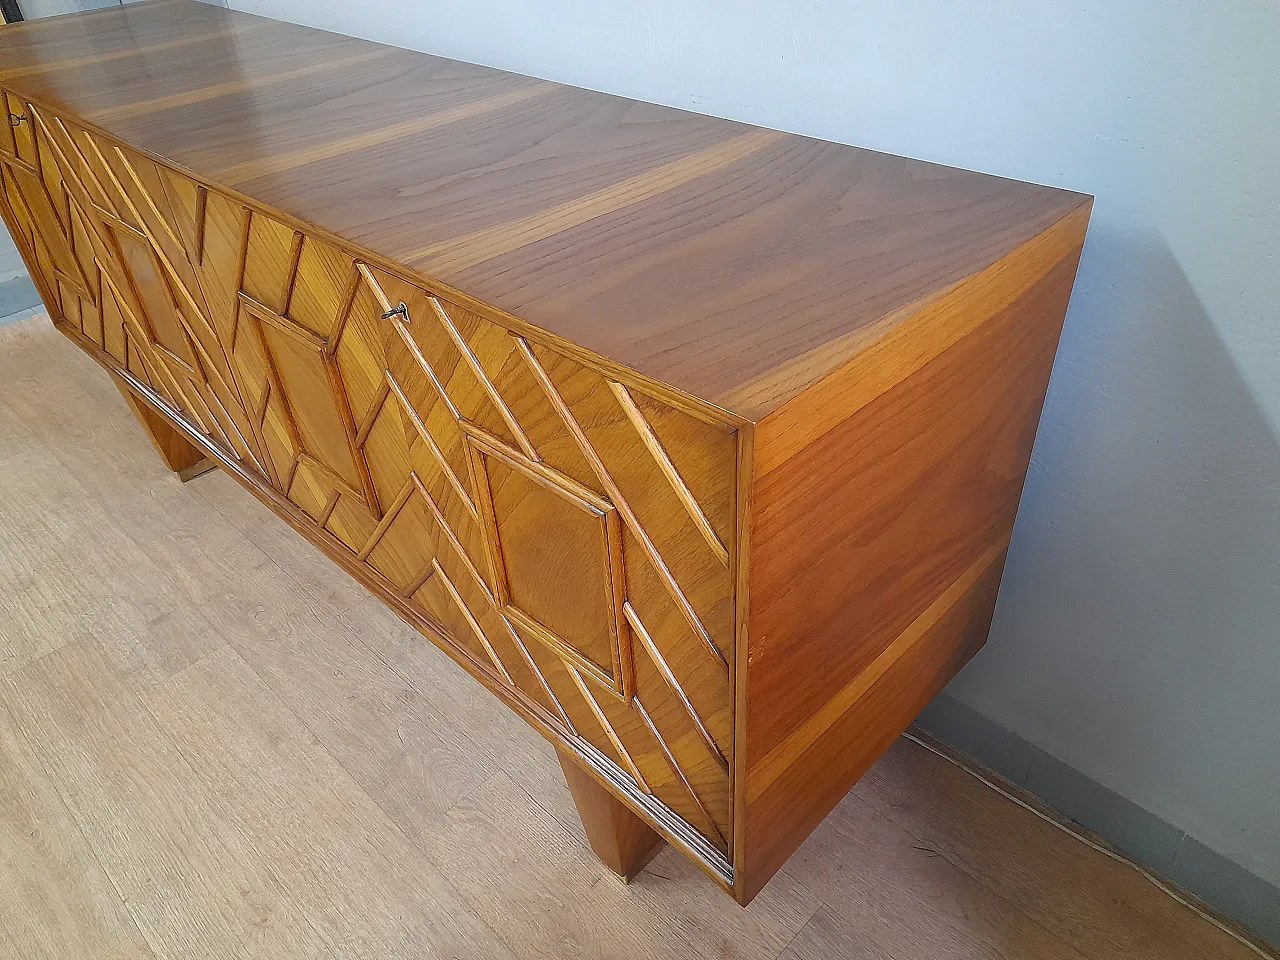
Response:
[[0, 0, 1091, 904]]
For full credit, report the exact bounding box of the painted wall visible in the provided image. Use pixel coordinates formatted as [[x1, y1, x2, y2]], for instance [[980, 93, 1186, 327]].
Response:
[[0, 231, 24, 286], [219, 0, 1278, 887]]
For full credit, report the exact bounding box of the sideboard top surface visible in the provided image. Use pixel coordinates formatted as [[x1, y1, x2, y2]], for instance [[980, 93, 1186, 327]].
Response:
[[0, 0, 1090, 419]]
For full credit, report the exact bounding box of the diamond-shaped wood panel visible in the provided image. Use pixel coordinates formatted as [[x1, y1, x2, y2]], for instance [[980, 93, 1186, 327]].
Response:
[[472, 437, 630, 696]]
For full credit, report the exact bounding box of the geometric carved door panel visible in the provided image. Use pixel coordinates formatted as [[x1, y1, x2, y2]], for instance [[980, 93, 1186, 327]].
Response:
[[221, 214, 385, 526], [17, 100, 265, 473], [363, 264, 738, 856], [0, 130, 96, 342], [2, 94, 738, 860]]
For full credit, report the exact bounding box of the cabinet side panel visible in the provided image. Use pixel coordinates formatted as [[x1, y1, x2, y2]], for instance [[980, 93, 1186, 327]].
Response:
[[737, 206, 1090, 903]]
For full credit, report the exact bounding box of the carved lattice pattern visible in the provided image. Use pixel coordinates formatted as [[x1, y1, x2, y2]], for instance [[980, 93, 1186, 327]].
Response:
[[2, 93, 737, 857]]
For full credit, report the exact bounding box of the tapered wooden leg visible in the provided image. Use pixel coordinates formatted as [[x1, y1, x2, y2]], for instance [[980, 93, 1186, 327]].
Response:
[[557, 748, 665, 881], [112, 377, 217, 482]]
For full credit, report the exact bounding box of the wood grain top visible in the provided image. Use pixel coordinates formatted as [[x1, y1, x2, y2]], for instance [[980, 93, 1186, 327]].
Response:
[[0, 0, 1091, 418]]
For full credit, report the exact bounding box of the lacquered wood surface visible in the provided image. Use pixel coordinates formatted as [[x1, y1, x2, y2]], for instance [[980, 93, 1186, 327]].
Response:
[[0, 0, 1089, 417], [0, 0, 1094, 907], [1, 60, 739, 888], [557, 747, 666, 882], [736, 205, 1091, 901]]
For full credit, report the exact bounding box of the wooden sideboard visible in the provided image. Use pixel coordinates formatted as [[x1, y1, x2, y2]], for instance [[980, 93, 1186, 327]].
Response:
[[0, 0, 1091, 905]]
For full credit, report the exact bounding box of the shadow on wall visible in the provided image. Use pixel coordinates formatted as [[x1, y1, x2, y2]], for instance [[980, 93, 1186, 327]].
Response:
[[950, 218, 1280, 888]]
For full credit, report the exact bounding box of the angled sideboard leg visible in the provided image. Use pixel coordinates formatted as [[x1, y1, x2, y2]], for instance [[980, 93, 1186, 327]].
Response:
[[111, 376, 217, 482], [556, 749, 665, 881]]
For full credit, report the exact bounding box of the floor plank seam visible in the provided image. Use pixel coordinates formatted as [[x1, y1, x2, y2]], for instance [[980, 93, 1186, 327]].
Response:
[[132, 647, 356, 960], [0, 675, 162, 960]]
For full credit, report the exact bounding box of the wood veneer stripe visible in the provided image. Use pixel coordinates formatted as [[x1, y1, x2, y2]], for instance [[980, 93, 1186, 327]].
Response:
[[49, 116, 118, 218], [0, 27, 259, 81], [748, 203, 1093, 471], [388, 314, 464, 423], [297, 450, 364, 503], [566, 665, 652, 794], [403, 127, 785, 270], [411, 470, 493, 603], [89, 48, 397, 123], [746, 531, 1014, 802], [239, 291, 326, 349], [111, 144, 184, 251], [354, 378, 390, 446], [191, 185, 207, 263], [402, 559, 436, 601], [503, 602, 623, 698], [495, 615, 577, 734], [203, 379, 266, 474], [356, 475, 414, 561], [428, 296, 538, 461], [316, 487, 342, 528], [633, 697, 728, 849], [624, 601, 728, 775], [214, 82, 554, 183], [432, 557, 515, 686], [461, 421, 609, 514]]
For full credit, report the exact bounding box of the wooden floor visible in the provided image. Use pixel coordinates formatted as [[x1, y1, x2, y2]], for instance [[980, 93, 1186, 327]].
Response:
[[0, 313, 1260, 960]]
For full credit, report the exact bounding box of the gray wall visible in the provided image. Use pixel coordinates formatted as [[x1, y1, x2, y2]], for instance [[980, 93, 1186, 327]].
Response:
[[0, 230, 24, 286], [190, 0, 1280, 897], [0, 228, 39, 321]]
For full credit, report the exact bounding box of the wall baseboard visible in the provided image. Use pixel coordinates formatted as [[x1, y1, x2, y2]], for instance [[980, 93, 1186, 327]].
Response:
[[916, 693, 1280, 951]]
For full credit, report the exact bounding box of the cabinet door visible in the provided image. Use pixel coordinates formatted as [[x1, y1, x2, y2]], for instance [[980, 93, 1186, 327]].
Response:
[[213, 206, 390, 532], [0, 97, 96, 327], [0, 95, 738, 858], [3, 92, 37, 169], [25, 106, 267, 472], [364, 265, 737, 858]]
